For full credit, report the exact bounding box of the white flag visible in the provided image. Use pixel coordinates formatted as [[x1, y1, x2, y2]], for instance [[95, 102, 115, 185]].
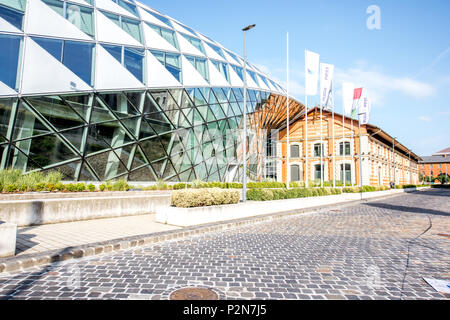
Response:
[[342, 82, 354, 115], [320, 63, 334, 109], [305, 50, 320, 96], [359, 89, 371, 125]]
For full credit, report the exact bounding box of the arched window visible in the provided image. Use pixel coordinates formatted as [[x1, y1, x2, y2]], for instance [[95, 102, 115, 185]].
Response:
[[340, 164, 351, 182], [313, 143, 324, 157], [290, 144, 300, 158], [290, 164, 301, 182], [314, 164, 324, 180], [339, 141, 351, 156]]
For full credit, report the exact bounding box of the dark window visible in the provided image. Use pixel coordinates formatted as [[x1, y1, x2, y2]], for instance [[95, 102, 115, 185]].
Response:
[[290, 144, 300, 158], [314, 143, 323, 157], [339, 141, 351, 156]]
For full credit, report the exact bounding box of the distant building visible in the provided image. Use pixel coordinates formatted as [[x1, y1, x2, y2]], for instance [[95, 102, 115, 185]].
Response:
[[419, 148, 450, 181], [274, 107, 421, 186]]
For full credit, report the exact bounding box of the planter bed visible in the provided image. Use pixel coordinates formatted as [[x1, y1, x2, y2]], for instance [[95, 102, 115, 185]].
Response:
[[156, 187, 429, 227]]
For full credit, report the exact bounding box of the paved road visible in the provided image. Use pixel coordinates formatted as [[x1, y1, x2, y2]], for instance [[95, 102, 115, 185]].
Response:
[[0, 189, 449, 300]]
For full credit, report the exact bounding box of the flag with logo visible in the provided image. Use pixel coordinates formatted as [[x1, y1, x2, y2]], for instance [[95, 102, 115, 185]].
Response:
[[319, 63, 334, 110], [342, 82, 354, 115], [359, 89, 371, 124], [305, 50, 320, 96], [351, 87, 363, 119]]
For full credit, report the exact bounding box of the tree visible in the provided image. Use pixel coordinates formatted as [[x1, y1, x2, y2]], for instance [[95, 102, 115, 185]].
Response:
[[436, 173, 449, 184]]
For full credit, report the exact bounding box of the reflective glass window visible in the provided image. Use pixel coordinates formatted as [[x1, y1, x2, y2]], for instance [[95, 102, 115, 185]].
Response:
[[102, 44, 122, 63], [260, 76, 271, 88], [206, 42, 225, 59], [150, 50, 181, 82], [116, 0, 138, 17], [225, 50, 241, 65], [32, 37, 63, 61], [66, 3, 94, 36], [0, 0, 26, 11], [102, 11, 120, 26], [122, 17, 143, 44], [145, 9, 172, 27], [211, 60, 229, 82], [186, 55, 209, 83], [181, 34, 205, 54], [124, 47, 144, 82], [147, 23, 178, 49], [0, 3, 23, 29], [231, 65, 244, 81], [42, 0, 63, 15], [248, 70, 259, 85], [63, 40, 94, 85], [0, 34, 21, 89]]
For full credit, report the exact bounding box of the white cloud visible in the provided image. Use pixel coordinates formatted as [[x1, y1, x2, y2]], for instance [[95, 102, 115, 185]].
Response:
[[255, 61, 436, 105], [418, 116, 432, 122], [335, 67, 436, 104]]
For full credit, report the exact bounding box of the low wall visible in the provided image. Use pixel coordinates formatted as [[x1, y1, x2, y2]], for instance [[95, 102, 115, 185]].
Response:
[[0, 223, 16, 257], [0, 194, 171, 227], [156, 187, 428, 227]]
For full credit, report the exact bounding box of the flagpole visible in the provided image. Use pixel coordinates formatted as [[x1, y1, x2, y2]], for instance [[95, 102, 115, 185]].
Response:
[[320, 98, 323, 188], [351, 117, 353, 187], [286, 32, 290, 189], [304, 49, 308, 188], [332, 82, 335, 188], [342, 103, 346, 187]]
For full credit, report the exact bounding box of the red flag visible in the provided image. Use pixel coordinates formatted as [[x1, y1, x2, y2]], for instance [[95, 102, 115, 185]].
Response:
[[353, 88, 363, 100]]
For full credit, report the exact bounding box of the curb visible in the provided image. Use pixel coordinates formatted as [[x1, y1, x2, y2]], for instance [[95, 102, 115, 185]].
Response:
[[0, 190, 421, 275]]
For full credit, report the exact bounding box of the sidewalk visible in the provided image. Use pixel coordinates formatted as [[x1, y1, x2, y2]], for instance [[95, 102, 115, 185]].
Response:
[[15, 214, 180, 256]]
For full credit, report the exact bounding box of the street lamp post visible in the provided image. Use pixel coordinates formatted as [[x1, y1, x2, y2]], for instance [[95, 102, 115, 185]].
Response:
[[241, 24, 256, 203]]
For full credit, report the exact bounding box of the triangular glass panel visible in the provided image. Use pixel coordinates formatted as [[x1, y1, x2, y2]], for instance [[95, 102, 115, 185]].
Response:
[[177, 109, 191, 129], [41, 160, 80, 181], [208, 169, 220, 182], [6, 145, 42, 172], [129, 165, 156, 182], [24, 96, 86, 131], [79, 161, 99, 181], [61, 94, 91, 122], [206, 107, 217, 122], [59, 126, 84, 152], [210, 104, 226, 120], [196, 105, 208, 120], [120, 116, 141, 138], [114, 143, 134, 170], [90, 98, 116, 124], [14, 133, 79, 169], [131, 145, 149, 170], [142, 92, 162, 114], [180, 90, 195, 109], [168, 89, 183, 107], [213, 88, 227, 103], [140, 138, 167, 163], [86, 150, 127, 181], [98, 92, 140, 119], [41, 0, 95, 37], [192, 108, 205, 126], [150, 158, 166, 178], [208, 89, 219, 104], [194, 163, 208, 180], [12, 101, 52, 141], [178, 169, 192, 182], [139, 119, 158, 139], [149, 90, 169, 111], [186, 88, 207, 106]]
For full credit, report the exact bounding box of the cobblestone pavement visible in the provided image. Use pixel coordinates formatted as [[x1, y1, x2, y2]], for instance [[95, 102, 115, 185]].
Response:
[[0, 189, 449, 300]]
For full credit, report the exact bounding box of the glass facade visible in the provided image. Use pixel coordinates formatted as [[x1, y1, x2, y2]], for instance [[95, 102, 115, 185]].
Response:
[[0, 89, 273, 182]]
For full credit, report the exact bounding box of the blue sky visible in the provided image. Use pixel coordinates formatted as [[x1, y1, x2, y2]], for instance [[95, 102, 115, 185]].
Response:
[[142, 0, 450, 156]]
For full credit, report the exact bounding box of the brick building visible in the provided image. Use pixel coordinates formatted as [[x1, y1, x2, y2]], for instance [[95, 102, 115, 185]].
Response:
[[419, 148, 450, 182], [274, 107, 421, 186]]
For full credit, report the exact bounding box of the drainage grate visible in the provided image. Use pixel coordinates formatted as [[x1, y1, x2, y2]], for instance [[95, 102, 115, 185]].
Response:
[[169, 287, 219, 300]]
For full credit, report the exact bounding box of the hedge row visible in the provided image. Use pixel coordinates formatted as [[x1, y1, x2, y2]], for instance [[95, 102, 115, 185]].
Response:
[[247, 188, 342, 201], [171, 188, 240, 208]]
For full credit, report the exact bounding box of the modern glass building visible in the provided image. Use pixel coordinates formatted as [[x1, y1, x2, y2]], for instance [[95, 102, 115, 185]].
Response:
[[0, 0, 303, 182]]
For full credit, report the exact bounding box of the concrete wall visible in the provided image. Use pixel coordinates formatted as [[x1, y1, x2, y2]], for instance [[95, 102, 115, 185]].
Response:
[[0, 194, 171, 227]]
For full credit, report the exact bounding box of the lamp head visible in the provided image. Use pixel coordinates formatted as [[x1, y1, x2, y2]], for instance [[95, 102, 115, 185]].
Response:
[[242, 24, 256, 31]]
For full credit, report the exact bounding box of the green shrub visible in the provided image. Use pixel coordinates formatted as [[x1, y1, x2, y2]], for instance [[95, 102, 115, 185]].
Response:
[[171, 188, 240, 208], [111, 179, 130, 191], [99, 183, 106, 192], [87, 184, 96, 192]]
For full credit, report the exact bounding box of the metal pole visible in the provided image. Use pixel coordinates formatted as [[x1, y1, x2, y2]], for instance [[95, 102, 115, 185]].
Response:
[[242, 30, 247, 202], [358, 115, 363, 187], [305, 96, 308, 186], [304, 50, 308, 187], [241, 24, 255, 202], [286, 32, 290, 189], [392, 138, 396, 187], [332, 83, 335, 188], [342, 108, 346, 187]]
